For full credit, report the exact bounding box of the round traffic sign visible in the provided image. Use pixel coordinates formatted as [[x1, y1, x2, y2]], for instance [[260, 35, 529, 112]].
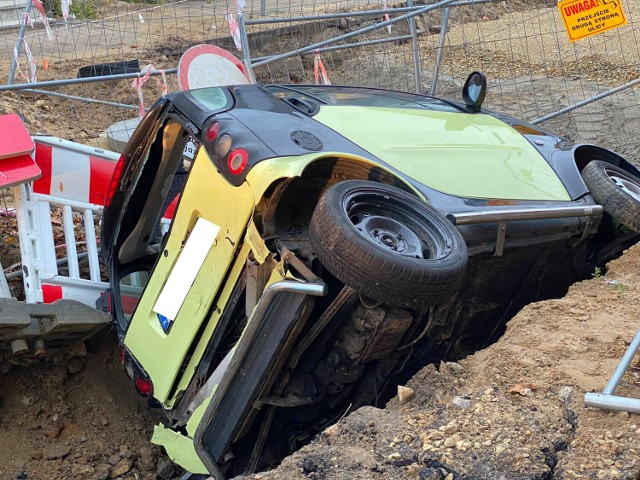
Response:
[[178, 44, 250, 90]]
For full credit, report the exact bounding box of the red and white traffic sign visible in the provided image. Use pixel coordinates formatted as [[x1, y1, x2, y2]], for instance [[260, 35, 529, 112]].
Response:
[[178, 44, 251, 91]]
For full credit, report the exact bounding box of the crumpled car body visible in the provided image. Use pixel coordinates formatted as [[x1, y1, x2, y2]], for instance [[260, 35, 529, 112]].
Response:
[[101, 83, 640, 478]]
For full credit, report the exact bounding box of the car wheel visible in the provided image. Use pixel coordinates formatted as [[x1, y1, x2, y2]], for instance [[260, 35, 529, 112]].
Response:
[[309, 180, 468, 308], [582, 160, 640, 232]]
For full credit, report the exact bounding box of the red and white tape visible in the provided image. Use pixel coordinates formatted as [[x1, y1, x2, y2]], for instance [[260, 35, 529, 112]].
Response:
[[132, 64, 168, 118], [32, 0, 54, 40], [61, 0, 70, 23], [382, 0, 392, 33], [13, 40, 37, 83], [226, 10, 242, 51], [314, 50, 331, 85]]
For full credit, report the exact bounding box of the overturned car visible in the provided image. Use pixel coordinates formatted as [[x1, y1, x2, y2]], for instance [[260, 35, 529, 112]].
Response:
[[101, 72, 640, 477]]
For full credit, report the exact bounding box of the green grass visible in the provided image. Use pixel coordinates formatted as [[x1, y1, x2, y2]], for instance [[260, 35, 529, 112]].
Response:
[[50, 0, 99, 19]]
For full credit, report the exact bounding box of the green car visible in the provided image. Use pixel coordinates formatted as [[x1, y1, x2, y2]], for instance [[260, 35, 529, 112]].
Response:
[[101, 73, 640, 478]]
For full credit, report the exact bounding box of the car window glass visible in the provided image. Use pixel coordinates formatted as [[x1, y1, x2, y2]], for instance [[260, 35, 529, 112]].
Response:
[[118, 270, 150, 322], [265, 85, 460, 113], [187, 88, 230, 111]]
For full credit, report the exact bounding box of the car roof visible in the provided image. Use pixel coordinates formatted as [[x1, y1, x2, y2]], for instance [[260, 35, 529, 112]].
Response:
[[166, 84, 465, 130]]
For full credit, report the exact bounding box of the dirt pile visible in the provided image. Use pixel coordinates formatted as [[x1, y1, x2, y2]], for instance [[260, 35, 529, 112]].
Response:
[[0, 335, 184, 480], [240, 245, 640, 480]]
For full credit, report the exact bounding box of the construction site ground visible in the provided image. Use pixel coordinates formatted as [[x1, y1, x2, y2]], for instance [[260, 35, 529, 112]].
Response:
[[2, 1, 640, 479]]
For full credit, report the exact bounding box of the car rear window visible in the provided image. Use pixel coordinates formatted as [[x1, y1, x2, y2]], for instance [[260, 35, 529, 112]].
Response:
[[186, 88, 232, 112], [265, 85, 461, 113]]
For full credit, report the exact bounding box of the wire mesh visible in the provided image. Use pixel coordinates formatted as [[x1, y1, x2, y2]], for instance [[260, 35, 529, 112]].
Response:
[[431, 0, 640, 159], [0, 0, 639, 159]]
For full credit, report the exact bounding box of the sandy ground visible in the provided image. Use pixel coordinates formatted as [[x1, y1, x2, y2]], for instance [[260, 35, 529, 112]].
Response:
[[0, 337, 180, 480]]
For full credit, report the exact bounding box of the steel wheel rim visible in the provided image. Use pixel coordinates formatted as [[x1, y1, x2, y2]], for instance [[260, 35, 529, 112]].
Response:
[[605, 166, 640, 203], [343, 191, 450, 260]]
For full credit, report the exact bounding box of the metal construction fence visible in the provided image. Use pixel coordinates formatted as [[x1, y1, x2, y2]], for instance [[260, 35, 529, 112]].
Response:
[[1, 0, 640, 158]]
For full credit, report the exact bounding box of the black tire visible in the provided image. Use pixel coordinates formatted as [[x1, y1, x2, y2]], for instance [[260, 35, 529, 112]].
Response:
[[309, 180, 468, 308], [582, 160, 640, 232]]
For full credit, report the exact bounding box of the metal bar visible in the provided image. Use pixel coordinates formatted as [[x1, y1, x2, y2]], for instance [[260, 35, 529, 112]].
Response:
[[251, 0, 460, 68], [532, 77, 640, 125], [245, 0, 497, 25], [8, 0, 33, 85], [62, 205, 80, 279], [604, 328, 640, 395], [407, 0, 421, 93], [448, 204, 603, 226], [584, 392, 640, 414], [31, 275, 108, 295], [260, 0, 266, 16], [247, 6, 424, 24], [0, 68, 177, 92], [4, 252, 91, 280], [430, 7, 451, 95], [82, 209, 100, 282], [252, 34, 416, 63], [237, 13, 257, 84], [34, 136, 120, 161], [22, 88, 138, 110]]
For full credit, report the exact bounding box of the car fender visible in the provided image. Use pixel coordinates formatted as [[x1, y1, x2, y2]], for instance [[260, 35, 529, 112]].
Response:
[[245, 151, 423, 203], [486, 110, 640, 201], [547, 143, 640, 200]]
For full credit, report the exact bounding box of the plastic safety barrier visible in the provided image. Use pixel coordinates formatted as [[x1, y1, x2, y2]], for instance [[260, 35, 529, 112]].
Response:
[[14, 136, 119, 305]]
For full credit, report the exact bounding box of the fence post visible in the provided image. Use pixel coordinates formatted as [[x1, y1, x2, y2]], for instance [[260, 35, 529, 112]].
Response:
[[407, 0, 421, 93], [8, 0, 33, 85], [429, 7, 450, 95], [238, 13, 257, 84]]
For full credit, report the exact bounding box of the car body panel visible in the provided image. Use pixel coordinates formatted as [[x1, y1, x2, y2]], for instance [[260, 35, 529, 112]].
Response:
[[167, 240, 252, 406], [154, 264, 305, 475], [129, 149, 456, 409], [153, 382, 215, 475], [123, 148, 255, 404], [313, 106, 571, 201], [244, 151, 422, 202], [152, 424, 208, 474]]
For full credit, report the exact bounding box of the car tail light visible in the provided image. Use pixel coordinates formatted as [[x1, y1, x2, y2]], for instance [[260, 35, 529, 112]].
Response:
[[134, 377, 154, 397], [105, 154, 125, 207], [205, 122, 220, 142], [124, 361, 134, 380], [119, 348, 125, 365], [214, 133, 233, 157], [227, 148, 248, 175]]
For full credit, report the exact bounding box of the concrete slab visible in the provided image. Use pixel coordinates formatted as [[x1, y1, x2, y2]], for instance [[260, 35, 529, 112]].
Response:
[[104, 117, 140, 153]]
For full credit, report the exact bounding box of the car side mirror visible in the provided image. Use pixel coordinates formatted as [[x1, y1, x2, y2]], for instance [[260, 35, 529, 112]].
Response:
[[462, 71, 487, 112]]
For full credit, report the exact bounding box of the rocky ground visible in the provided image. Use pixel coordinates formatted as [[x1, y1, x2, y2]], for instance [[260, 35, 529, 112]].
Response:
[[3, 235, 640, 480], [0, 334, 185, 480]]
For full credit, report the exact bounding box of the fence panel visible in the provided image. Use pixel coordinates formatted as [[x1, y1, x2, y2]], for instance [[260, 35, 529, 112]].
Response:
[[0, 0, 639, 160]]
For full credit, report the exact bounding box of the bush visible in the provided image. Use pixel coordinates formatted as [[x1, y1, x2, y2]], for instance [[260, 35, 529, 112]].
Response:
[[48, 0, 99, 20]]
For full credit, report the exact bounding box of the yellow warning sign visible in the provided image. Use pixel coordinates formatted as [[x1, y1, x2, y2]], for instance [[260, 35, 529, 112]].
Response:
[[559, 0, 627, 42]]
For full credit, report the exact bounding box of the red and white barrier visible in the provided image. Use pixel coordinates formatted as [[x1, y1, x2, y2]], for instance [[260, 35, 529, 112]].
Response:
[[11, 135, 178, 306], [32, 140, 117, 206], [14, 136, 119, 305]]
